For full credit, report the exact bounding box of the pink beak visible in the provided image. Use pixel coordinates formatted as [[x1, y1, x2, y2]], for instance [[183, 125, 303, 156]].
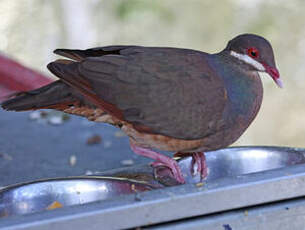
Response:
[[264, 65, 283, 88]]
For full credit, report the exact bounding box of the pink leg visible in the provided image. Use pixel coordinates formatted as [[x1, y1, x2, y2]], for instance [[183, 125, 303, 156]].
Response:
[[130, 143, 185, 184], [191, 153, 202, 174], [191, 152, 207, 180]]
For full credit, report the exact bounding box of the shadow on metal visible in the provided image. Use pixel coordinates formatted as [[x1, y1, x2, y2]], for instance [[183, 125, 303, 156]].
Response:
[[0, 146, 305, 218]]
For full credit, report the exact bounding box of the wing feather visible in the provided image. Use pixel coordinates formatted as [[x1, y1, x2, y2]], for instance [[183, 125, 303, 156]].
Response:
[[49, 46, 227, 140]]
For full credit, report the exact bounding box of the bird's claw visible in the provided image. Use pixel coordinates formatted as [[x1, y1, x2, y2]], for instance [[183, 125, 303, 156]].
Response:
[[191, 152, 207, 180], [151, 160, 185, 184]]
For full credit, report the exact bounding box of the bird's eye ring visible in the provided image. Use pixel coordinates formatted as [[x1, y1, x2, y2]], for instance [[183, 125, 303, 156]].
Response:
[[247, 47, 259, 58]]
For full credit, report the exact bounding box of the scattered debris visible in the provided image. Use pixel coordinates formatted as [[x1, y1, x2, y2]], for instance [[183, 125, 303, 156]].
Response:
[[195, 182, 204, 187], [29, 111, 42, 120], [28, 111, 70, 125], [86, 134, 102, 145], [69, 155, 77, 166], [46, 201, 63, 210], [120, 159, 134, 166], [131, 184, 136, 192], [48, 116, 64, 125], [114, 130, 126, 137], [85, 170, 93, 175], [103, 140, 112, 148]]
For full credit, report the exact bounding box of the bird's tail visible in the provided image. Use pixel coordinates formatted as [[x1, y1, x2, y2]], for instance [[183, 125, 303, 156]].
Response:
[[1, 80, 77, 111]]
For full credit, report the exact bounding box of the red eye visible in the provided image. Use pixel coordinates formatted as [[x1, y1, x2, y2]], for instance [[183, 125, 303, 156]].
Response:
[[247, 47, 259, 58]]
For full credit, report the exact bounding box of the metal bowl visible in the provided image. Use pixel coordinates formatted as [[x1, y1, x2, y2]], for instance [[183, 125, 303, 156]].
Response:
[[180, 146, 305, 183], [0, 146, 305, 218], [104, 146, 305, 185], [0, 177, 154, 217]]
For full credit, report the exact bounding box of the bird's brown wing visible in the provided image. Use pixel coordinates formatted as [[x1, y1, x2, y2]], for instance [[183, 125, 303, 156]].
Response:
[[48, 46, 227, 140]]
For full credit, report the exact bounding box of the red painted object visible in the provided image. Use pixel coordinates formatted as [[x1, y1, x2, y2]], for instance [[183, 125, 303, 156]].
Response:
[[0, 54, 52, 101]]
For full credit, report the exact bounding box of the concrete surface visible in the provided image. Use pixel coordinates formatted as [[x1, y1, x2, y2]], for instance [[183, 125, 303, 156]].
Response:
[[0, 109, 149, 186]]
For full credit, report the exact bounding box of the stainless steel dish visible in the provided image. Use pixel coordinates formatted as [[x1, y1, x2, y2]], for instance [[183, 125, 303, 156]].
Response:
[[181, 146, 305, 183], [0, 146, 304, 218], [0, 177, 154, 217], [104, 146, 305, 184]]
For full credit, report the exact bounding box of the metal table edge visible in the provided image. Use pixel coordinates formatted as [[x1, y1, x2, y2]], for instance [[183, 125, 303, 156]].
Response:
[[1, 163, 305, 229]]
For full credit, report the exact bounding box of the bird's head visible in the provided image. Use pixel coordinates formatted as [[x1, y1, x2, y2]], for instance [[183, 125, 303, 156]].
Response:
[[225, 34, 282, 88]]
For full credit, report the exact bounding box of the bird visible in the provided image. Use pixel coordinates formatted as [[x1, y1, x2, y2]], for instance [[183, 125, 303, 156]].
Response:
[[1, 34, 281, 184]]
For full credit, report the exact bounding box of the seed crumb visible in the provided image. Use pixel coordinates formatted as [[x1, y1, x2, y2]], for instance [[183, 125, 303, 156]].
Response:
[[120, 159, 134, 166], [131, 184, 136, 192], [196, 182, 204, 187], [48, 116, 63, 125], [69, 155, 77, 166], [85, 170, 93, 175], [114, 130, 126, 137], [46, 201, 63, 210], [86, 134, 102, 145]]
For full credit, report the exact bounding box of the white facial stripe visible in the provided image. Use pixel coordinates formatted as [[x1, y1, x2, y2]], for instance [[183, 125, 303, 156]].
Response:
[[230, 51, 265, 71]]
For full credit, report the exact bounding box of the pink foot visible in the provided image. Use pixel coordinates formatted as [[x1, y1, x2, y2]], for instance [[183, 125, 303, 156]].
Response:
[[130, 143, 185, 184], [191, 152, 207, 180]]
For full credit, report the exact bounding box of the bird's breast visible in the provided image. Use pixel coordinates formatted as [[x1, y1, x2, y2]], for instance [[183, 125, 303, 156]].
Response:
[[220, 71, 263, 146], [207, 55, 264, 145]]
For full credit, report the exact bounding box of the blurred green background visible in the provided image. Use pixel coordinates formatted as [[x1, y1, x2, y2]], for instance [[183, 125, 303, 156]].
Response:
[[0, 0, 304, 147]]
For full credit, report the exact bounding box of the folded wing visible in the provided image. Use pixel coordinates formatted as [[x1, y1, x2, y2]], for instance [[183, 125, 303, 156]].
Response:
[[48, 46, 227, 140]]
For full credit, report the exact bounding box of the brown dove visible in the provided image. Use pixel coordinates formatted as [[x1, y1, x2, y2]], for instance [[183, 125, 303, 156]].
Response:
[[1, 34, 281, 183]]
